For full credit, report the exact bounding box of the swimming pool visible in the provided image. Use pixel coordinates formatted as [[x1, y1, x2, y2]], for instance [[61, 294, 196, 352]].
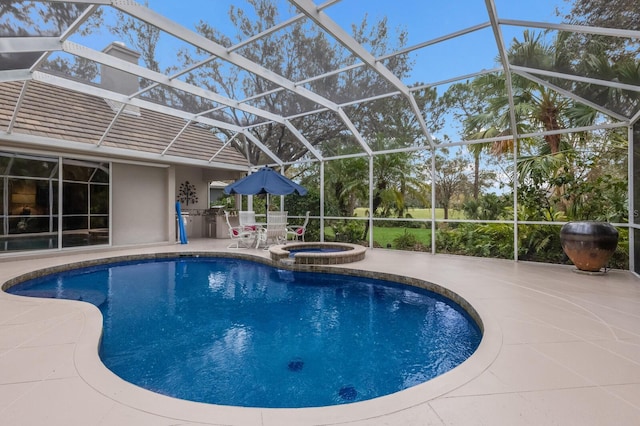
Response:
[[6, 256, 481, 408]]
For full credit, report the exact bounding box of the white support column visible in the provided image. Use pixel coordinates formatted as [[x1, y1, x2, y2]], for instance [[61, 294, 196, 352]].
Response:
[[2, 164, 8, 235], [512, 132, 519, 262], [320, 161, 325, 242], [485, 0, 521, 261], [108, 161, 113, 247], [167, 165, 176, 243], [7, 81, 29, 133], [431, 150, 436, 255], [369, 156, 374, 248], [629, 125, 635, 273], [57, 157, 63, 250], [277, 166, 285, 213]]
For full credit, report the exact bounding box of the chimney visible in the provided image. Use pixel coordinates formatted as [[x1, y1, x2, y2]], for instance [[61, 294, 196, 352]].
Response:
[[100, 42, 140, 95]]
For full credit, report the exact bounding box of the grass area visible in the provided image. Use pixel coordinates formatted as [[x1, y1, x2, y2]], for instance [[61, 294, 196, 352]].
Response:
[[325, 207, 464, 249], [353, 207, 465, 220], [372, 227, 432, 249], [324, 208, 463, 249]]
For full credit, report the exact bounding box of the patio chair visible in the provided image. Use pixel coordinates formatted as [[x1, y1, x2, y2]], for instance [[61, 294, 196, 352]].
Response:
[[239, 210, 259, 232], [256, 211, 288, 248], [225, 211, 255, 249], [287, 211, 310, 242]]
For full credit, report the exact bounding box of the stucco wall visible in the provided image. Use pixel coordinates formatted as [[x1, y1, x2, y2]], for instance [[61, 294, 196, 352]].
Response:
[[175, 166, 212, 238], [112, 163, 170, 245], [175, 166, 210, 211]]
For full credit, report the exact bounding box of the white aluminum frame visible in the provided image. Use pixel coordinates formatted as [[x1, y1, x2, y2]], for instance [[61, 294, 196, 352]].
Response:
[[1, 0, 638, 270]]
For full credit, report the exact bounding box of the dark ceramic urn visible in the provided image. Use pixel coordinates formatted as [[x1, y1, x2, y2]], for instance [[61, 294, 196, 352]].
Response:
[[560, 221, 618, 272]]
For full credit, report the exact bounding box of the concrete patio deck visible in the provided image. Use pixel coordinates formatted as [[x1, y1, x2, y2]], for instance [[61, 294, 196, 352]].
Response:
[[1, 239, 639, 425]]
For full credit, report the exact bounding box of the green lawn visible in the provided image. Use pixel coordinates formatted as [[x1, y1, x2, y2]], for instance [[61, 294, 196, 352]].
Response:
[[372, 227, 432, 248], [325, 208, 463, 248], [353, 207, 465, 220]]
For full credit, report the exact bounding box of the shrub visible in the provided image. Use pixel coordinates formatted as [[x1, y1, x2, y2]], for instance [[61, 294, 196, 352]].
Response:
[[393, 230, 419, 250], [436, 223, 514, 259], [330, 220, 366, 243]]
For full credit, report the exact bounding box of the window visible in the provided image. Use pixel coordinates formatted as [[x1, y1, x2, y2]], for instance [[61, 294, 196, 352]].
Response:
[[0, 151, 110, 252]]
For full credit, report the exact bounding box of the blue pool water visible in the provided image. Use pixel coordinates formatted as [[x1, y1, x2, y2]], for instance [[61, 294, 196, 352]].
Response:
[[7, 257, 481, 408], [287, 247, 344, 257]]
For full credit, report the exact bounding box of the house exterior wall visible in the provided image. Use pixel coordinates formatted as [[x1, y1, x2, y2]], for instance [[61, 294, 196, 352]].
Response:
[[112, 163, 170, 245], [1, 142, 236, 254], [175, 165, 212, 239]]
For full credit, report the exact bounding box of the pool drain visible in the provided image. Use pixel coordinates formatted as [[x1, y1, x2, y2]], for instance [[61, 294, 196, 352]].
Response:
[[338, 385, 357, 401], [287, 358, 304, 372]]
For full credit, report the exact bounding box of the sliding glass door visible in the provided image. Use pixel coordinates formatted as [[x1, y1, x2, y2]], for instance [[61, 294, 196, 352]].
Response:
[[0, 151, 110, 253]]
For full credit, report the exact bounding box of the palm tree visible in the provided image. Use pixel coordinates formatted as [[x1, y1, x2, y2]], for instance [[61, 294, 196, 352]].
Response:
[[445, 31, 591, 219], [467, 31, 577, 157], [572, 49, 640, 118]]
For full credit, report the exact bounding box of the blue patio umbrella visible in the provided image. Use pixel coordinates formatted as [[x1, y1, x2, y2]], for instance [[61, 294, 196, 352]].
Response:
[[224, 167, 307, 213], [224, 167, 307, 196]]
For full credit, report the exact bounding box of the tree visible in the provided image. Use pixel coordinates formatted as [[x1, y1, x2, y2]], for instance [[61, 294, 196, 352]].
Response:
[[446, 30, 631, 220], [324, 156, 369, 218], [0, 2, 102, 73], [462, 193, 511, 221], [558, 0, 640, 116], [321, 87, 440, 238], [441, 32, 578, 213], [470, 31, 576, 156], [560, 0, 639, 59], [440, 82, 496, 200], [110, 4, 160, 72], [570, 48, 640, 118], [550, 128, 628, 222], [0, 1, 96, 36], [180, 0, 417, 164], [431, 152, 473, 220]]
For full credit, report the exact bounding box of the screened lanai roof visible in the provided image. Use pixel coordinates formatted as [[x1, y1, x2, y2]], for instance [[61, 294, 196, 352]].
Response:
[[0, 0, 639, 169]]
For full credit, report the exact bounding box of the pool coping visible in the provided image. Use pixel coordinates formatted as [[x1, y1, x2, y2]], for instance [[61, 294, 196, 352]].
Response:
[[0, 250, 501, 425]]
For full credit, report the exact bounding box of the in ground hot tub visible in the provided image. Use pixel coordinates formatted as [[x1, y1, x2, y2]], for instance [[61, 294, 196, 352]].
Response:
[[269, 242, 366, 265]]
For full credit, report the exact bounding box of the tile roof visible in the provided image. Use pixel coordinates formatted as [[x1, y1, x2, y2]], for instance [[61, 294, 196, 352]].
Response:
[[0, 80, 247, 168]]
